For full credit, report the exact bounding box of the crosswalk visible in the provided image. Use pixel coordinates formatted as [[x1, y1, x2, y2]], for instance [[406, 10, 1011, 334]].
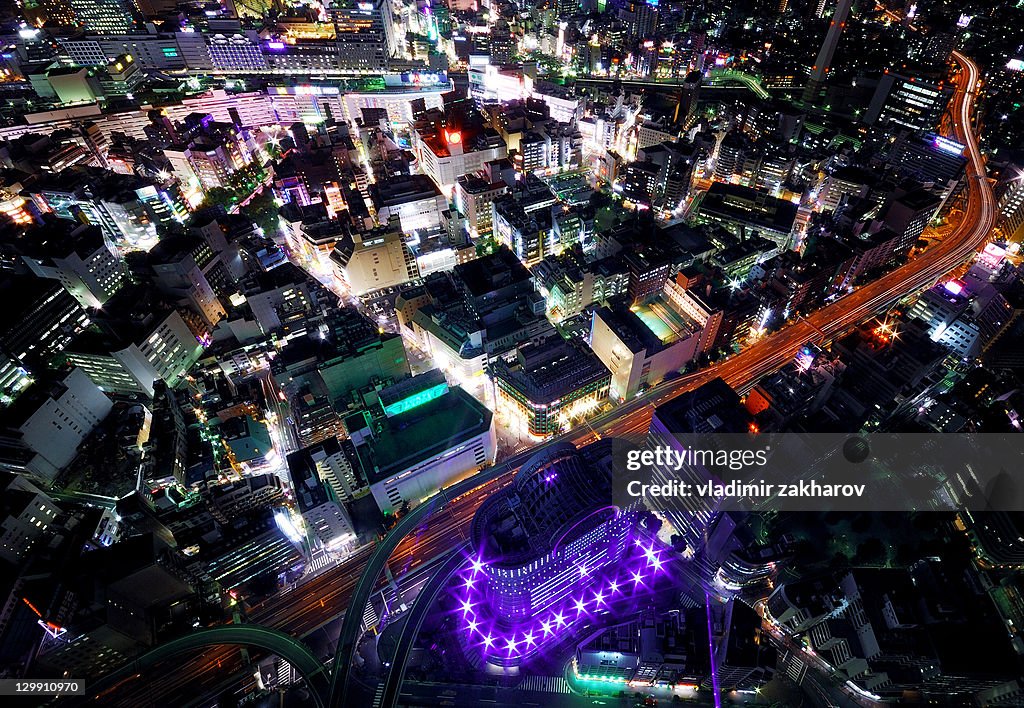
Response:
[[363, 601, 379, 631], [276, 659, 293, 687], [517, 675, 572, 694], [782, 650, 808, 685], [305, 553, 335, 575]]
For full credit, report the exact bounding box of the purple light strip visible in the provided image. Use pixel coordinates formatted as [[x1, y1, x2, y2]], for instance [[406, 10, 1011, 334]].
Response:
[[705, 590, 722, 708], [452, 539, 667, 664]]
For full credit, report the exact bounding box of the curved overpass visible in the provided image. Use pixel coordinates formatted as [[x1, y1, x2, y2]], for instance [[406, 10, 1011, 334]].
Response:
[[704, 69, 771, 99], [572, 69, 773, 99], [378, 541, 470, 708], [327, 453, 534, 707], [81, 626, 330, 708]]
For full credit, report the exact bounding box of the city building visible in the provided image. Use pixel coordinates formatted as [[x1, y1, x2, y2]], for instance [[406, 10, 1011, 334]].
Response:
[[644, 378, 753, 555], [533, 249, 629, 320], [220, 414, 274, 471], [408, 248, 551, 394], [64, 286, 206, 397], [864, 72, 953, 132], [695, 182, 797, 252], [0, 275, 89, 373], [995, 167, 1024, 240], [878, 189, 942, 264], [207, 474, 285, 523], [908, 278, 1013, 358], [30, 533, 195, 678], [285, 437, 362, 505], [492, 338, 611, 437], [271, 307, 410, 405], [67, 0, 136, 34], [462, 440, 637, 665], [286, 444, 357, 553], [590, 300, 710, 402], [345, 372, 495, 514], [330, 219, 418, 296], [373, 174, 447, 236], [147, 235, 228, 329], [0, 472, 61, 564], [0, 367, 112, 481], [412, 121, 508, 192], [453, 173, 508, 240], [801, 0, 853, 102], [21, 223, 128, 309]]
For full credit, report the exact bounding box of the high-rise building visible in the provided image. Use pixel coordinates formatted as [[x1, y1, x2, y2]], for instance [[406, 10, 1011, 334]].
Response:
[[65, 285, 206, 397], [21, 224, 129, 309], [328, 0, 397, 61], [147, 235, 228, 329], [801, 0, 853, 103], [329, 218, 418, 296], [995, 168, 1024, 240], [0, 276, 89, 371], [453, 174, 508, 239], [879, 189, 941, 263], [907, 278, 1013, 358], [489, 19, 515, 65], [68, 0, 136, 33], [864, 72, 954, 131], [458, 440, 638, 666], [644, 378, 753, 554], [492, 338, 611, 437], [344, 372, 496, 513], [286, 442, 357, 552], [286, 437, 362, 503], [0, 367, 112, 481], [493, 196, 544, 265], [0, 472, 61, 564]]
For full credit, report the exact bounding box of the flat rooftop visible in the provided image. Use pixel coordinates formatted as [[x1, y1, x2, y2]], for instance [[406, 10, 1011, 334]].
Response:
[[356, 386, 491, 483], [630, 295, 699, 345]]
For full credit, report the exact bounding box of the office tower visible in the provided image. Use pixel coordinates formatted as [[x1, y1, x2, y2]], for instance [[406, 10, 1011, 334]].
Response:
[[802, 0, 853, 103], [645, 379, 753, 554], [489, 19, 516, 64], [68, 0, 137, 34], [995, 169, 1024, 240], [880, 189, 941, 263], [21, 224, 129, 310], [0, 368, 112, 481], [0, 276, 88, 371], [864, 72, 953, 131]]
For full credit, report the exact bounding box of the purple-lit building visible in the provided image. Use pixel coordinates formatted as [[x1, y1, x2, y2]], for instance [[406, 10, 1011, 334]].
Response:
[[457, 440, 668, 666], [470, 441, 632, 623]]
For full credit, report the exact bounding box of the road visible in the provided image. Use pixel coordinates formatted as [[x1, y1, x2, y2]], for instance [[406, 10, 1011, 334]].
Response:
[[93, 480, 505, 707], [97, 51, 993, 708], [329, 49, 995, 708]]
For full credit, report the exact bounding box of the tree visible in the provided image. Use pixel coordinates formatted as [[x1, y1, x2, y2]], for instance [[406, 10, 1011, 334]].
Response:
[[853, 537, 886, 565], [246, 189, 282, 237]]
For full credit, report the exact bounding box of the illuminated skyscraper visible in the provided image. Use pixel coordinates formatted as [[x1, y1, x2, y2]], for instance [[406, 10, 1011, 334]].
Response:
[[996, 169, 1024, 240], [68, 0, 137, 34], [864, 72, 953, 131]]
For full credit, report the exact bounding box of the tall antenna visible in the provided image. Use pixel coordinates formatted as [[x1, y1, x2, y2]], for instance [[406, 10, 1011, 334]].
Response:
[[802, 0, 854, 104]]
